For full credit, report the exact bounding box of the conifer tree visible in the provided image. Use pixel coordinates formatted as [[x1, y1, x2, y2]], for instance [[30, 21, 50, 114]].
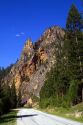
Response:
[[40, 4, 83, 108], [2, 82, 11, 113], [17, 88, 22, 107], [66, 4, 82, 33], [10, 81, 17, 108], [65, 4, 83, 103]]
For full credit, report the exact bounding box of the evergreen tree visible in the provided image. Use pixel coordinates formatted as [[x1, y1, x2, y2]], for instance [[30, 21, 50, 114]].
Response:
[[66, 4, 82, 33], [0, 65, 14, 115], [2, 82, 11, 113], [17, 88, 22, 107], [65, 4, 83, 103], [10, 81, 17, 108], [40, 38, 69, 107], [40, 4, 83, 108]]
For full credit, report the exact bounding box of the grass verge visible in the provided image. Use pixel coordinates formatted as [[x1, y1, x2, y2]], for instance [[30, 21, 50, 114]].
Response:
[[0, 110, 18, 125], [38, 103, 83, 123]]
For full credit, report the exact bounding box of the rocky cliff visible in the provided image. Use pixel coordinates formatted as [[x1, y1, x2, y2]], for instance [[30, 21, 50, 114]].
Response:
[[4, 26, 65, 101]]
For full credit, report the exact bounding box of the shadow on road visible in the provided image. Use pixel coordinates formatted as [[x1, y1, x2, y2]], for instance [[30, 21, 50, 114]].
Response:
[[17, 114, 38, 118], [0, 114, 38, 124]]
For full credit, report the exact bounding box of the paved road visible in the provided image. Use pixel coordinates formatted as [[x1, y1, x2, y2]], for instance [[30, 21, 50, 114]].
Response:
[[17, 108, 83, 125]]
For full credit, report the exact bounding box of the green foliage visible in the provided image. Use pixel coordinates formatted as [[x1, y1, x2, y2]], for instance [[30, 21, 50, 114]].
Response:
[[0, 64, 13, 82], [66, 4, 82, 32], [32, 95, 39, 102], [39, 104, 83, 123], [67, 80, 78, 106], [0, 82, 17, 114], [0, 64, 17, 115], [40, 4, 83, 108], [10, 81, 17, 108], [17, 88, 22, 107], [0, 99, 3, 115], [0, 110, 17, 125], [39, 98, 50, 108]]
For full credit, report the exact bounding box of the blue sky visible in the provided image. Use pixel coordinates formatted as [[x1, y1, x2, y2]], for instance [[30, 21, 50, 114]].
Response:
[[0, 0, 82, 67]]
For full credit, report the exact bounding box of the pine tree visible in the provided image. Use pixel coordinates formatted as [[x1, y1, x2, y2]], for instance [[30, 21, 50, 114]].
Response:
[[66, 4, 82, 33], [40, 4, 83, 108], [40, 39, 69, 107], [65, 4, 83, 103], [2, 82, 11, 113], [10, 81, 17, 108], [17, 88, 22, 107], [0, 65, 13, 115]]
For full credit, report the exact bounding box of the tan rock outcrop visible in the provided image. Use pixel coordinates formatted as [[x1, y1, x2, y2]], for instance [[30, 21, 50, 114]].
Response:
[[21, 38, 33, 61], [14, 73, 21, 90], [4, 26, 65, 101]]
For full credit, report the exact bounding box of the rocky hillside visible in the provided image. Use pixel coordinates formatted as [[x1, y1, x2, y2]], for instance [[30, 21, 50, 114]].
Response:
[[4, 26, 65, 100]]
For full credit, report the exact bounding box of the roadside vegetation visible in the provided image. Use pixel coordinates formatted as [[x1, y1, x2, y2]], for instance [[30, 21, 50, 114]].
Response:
[[39, 4, 83, 122], [0, 65, 18, 115], [0, 110, 17, 125], [0, 65, 21, 125], [38, 103, 83, 123], [0, 3, 83, 125]]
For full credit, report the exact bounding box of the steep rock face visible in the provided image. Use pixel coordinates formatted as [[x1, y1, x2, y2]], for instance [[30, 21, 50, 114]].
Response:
[[4, 26, 65, 100], [21, 38, 33, 61]]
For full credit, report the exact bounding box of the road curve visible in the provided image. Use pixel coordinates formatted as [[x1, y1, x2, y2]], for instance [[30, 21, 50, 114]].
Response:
[[17, 108, 83, 125]]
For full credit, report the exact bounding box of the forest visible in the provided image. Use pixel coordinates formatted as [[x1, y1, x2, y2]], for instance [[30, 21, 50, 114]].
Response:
[[40, 4, 83, 108], [0, 64, 17, 115]]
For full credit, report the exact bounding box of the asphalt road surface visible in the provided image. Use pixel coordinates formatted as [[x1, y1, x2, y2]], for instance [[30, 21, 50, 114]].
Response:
[[17, 108, 83, 125]]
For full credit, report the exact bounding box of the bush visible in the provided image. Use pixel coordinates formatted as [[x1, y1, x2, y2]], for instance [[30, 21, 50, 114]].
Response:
[[0, 99, 3, 115], [39, 99, 50, 108]]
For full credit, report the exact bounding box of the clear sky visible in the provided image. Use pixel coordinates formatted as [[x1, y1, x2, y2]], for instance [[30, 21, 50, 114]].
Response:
[[0, 0, 82, 68]]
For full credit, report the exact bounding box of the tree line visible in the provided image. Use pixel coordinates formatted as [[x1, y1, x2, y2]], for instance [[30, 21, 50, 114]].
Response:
[[40, 4, 83, 108], [0, 65, 18, 115]]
